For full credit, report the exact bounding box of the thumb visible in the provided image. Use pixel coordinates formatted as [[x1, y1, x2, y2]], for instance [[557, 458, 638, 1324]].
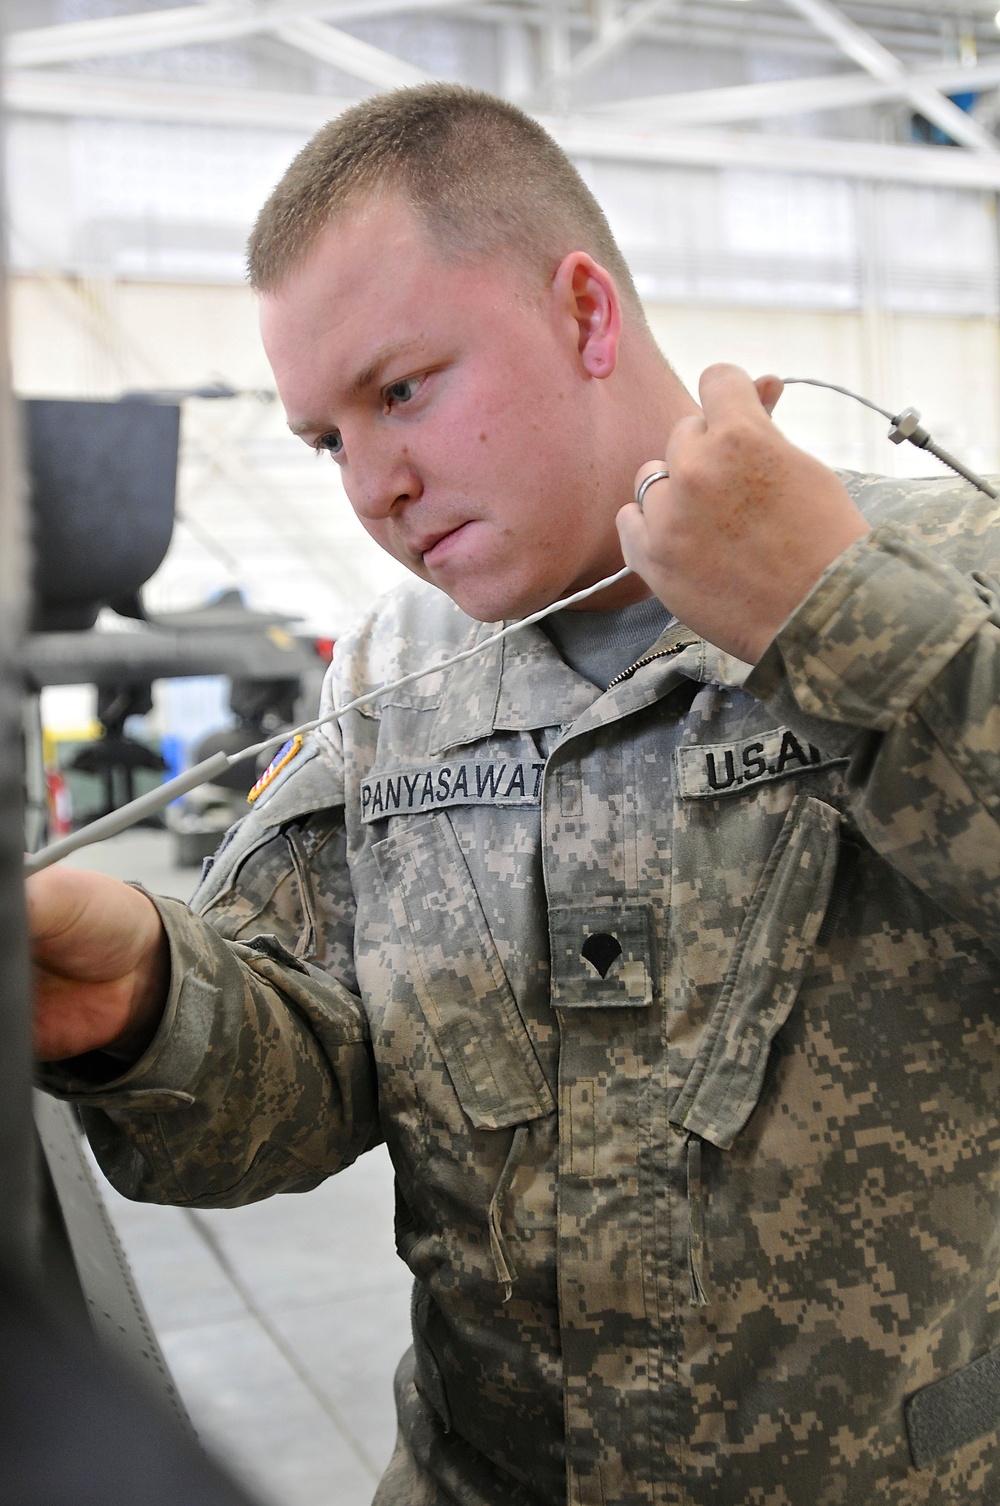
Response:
[[615, 498, 648, 568], [754, 373, 784, 416]]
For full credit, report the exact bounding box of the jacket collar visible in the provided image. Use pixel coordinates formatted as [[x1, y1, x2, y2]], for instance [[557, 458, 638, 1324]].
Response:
[[427, 614, 753, 757], [428, 620, 598, 754]]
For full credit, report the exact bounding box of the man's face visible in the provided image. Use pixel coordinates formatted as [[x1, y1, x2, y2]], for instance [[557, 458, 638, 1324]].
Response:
[[259, 196, 628, 621]]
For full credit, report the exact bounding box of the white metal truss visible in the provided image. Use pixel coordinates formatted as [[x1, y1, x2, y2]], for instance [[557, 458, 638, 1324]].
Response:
[[780, 0, 998, 153], [4, 2, 471, 68], [593, 57, 1000, 128], [269, 19, 432, 90], [6, 0, 1000, 186], [543, 0, 681, 92]]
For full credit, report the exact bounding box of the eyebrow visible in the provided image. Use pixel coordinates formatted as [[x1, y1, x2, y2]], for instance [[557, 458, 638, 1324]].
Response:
[[288, 339, 425, 437]]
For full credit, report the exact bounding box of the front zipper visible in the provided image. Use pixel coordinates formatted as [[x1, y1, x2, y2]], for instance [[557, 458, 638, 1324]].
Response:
[[606, 638, 697, 691]]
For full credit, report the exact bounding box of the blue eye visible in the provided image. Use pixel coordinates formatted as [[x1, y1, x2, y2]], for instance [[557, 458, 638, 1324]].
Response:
[[386, 377, 419, 405], [317, 431, 343, 457]]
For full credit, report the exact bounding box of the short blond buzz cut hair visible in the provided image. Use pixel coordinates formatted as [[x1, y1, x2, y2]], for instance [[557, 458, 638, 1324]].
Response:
[[247, 82, 643, 313]]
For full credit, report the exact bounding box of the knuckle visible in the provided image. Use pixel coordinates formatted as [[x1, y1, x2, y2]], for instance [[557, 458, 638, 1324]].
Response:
[[720, 414, 761, 450]]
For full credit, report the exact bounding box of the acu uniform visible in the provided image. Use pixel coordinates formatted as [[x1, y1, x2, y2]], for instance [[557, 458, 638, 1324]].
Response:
[[44, 473, 1000, 1505]]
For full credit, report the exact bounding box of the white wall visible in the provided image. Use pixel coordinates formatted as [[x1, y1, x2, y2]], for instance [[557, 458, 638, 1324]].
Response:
[[646, 303, 1000, 478]]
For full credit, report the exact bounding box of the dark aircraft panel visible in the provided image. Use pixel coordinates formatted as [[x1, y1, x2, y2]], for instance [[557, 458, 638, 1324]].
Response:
[[24, 398, 180, 633]]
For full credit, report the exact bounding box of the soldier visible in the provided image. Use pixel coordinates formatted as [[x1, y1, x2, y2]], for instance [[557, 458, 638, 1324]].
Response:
[[28, 85, 1000, 1505]]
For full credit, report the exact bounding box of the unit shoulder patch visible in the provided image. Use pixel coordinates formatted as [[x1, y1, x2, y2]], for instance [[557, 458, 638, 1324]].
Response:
[[675, 727, 847, 799], [247, 734, 304, 804]]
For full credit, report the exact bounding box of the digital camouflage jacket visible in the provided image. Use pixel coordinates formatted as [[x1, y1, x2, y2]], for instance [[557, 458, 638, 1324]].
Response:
[[48, 472, 1000, 1506]]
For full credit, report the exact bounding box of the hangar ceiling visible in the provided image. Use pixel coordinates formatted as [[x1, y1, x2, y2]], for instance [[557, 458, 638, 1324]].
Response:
[[5, 1, 1000, 188]]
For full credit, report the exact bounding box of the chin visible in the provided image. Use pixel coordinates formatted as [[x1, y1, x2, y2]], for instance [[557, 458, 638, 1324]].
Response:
[[442, 590, 513, 625], [424, 545, 601, 621], [445, 580, 560, 625], [421, 570, 513, 623]]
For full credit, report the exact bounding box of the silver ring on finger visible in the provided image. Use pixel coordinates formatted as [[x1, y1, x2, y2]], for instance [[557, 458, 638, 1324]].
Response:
[[635, 468, 670, 511]]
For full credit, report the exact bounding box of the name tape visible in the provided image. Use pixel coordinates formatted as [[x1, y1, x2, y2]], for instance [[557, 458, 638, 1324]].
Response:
[[361, 759, 545, 823]]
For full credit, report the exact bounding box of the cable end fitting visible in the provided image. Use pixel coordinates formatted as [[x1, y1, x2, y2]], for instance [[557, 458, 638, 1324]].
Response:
[[888, 406, 930, 449]]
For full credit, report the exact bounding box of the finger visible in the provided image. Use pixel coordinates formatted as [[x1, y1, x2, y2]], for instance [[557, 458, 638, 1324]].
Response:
[[615, 499, 649, 567], [24, 865, 89, 947], [633, 460, 671, 511], [697, 363, 764, 424], [754, 373, 784, 416]]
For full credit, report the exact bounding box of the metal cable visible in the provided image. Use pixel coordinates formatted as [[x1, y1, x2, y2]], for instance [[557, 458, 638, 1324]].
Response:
[[783, 376, 997, 498]]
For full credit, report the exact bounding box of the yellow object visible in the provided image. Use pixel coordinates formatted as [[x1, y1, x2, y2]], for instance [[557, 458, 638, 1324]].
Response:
[[42, 721, 102, 769]]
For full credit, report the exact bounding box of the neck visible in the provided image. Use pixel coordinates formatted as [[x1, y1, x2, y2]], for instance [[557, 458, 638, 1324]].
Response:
[[628, 328, 700, 450], [567, 332, 697, 612]]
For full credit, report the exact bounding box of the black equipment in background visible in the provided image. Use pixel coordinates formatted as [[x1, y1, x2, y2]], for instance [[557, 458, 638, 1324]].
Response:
[[24, 396, 180, 633], [20, 394, 182, 837], [67, 682, 167, 823]]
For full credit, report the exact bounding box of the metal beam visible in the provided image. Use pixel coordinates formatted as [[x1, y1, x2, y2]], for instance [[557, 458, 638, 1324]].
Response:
[[781, 0, 999, 153], [464, 0, 977, 67], [554, 0, 676, 84], [12, 1, 989, 81], [593, 57, 1000, 128], [544, 112, 1000, 188], [8, 66, 1000, 190], [4, 0, 468, 68], [3, 69, 345, 132], [273, 19, 433, 87], [6, 3, 340, 65]]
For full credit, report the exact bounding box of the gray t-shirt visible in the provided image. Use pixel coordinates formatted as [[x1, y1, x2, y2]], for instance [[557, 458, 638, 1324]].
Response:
[[541, 595, 673, 690]]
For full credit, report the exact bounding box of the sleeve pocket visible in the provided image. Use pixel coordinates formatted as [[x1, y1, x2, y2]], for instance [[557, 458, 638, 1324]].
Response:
[[670, 792, 841, 1149]]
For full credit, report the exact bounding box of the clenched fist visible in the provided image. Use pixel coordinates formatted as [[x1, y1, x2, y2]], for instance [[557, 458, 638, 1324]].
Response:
[[617, 364, 870, 665], [27, 866, 169, 1063]]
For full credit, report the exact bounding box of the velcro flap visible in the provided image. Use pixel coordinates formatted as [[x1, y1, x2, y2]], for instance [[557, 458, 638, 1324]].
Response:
[[907, 1346, 1000, 1469]]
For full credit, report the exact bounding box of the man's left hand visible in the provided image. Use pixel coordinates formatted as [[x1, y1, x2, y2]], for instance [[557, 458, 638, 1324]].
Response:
[[616, 364, 870, 664]]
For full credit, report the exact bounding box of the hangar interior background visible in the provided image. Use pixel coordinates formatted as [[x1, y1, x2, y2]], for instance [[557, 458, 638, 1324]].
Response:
[[8, 5, 1000, 1505], [9, 0, 1000, 644]]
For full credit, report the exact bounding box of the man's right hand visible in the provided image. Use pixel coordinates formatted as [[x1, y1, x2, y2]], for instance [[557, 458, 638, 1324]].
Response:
[[27, 867, 170, 1063]]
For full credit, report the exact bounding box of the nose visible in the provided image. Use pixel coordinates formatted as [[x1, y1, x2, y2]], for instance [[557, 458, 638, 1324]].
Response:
[[346, 439, 422, 523]]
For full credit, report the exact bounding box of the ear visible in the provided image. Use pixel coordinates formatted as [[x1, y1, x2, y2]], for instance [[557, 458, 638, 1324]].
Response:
[[550, 252, 623, 379]]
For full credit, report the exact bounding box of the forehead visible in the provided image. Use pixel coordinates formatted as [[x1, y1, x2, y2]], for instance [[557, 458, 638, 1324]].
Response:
[[258, 195, 545, 416], [260, 198, 434, 344]]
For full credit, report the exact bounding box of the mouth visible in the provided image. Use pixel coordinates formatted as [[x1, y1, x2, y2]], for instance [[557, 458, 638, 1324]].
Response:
[[417, 521, 474, 567]]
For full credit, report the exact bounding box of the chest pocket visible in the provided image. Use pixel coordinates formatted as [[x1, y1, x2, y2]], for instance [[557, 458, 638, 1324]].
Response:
[[671, 792, 841, 1149], [373, 813, 555, 1130]]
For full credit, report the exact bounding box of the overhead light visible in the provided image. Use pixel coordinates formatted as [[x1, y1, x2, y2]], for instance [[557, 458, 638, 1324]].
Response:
[[995, 8, 1000, 28]]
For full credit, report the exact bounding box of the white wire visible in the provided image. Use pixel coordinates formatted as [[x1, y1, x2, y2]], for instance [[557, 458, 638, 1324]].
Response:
[[25, 565, 633, 874], [250, 564, 634, 758]]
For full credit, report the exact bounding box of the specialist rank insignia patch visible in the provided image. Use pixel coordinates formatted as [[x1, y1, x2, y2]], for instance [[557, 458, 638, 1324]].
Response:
[[247, 733, 304, 804]]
